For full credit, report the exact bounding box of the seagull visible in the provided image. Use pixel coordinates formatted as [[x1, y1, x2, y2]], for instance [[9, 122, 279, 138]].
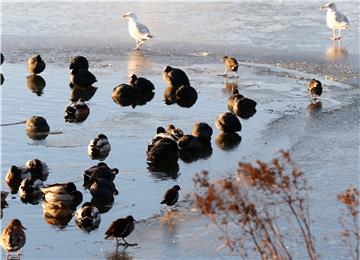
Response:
[[320, 2, 350, 40], [123, 12, 153, 50]]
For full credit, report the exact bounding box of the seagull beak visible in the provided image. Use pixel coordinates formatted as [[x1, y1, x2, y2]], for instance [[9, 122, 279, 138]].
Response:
[[123, 14, 129, 18]]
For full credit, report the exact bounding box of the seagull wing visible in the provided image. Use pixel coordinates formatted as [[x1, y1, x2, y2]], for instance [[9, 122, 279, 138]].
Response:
[[135, 22, 153, 39], [335, 11, 350, 27]]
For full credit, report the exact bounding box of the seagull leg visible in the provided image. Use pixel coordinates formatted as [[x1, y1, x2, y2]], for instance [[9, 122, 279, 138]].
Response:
[[134, 40, 140, 50], [331, 28, 337, 40], [336, 29, 342, 40], [138, 40, 145, 49]]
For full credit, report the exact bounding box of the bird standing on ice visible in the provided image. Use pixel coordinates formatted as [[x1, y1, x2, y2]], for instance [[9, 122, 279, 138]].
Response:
[[320, 2, 350, 40], [123, 12, 153, 50]]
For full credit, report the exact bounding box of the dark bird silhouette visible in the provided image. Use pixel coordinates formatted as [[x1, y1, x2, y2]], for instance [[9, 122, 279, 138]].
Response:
[[1, 219, 26, 257], [162, 66, 190, 88], [26, 116, 50, 133], [69, 56, 89, 70], [307, 79, 323, 99], [27, 55, 46, 74], [161, 185, 181, 211], [70, 68, 97, 87], [215, 112, 242, 133], [191, 122, 213, 143], [1, 53, 4, 65], [105, 215, 137, 246], [228, 89, 257, 119], [64, 98, 90, 123], [129, 74, 154, 93]]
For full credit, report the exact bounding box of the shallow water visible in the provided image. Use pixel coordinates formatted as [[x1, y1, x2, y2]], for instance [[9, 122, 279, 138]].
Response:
[[1, 1, 359, 259]]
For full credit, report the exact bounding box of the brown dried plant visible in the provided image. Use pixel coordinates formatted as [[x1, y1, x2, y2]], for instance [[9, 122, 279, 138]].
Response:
[[194, 150, 317, 260], [337, 187, 359, 260]]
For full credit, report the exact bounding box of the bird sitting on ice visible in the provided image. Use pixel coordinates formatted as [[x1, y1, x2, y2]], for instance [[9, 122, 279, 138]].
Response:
[[123, 12, 153, 50], [320, 2, 350, 40]]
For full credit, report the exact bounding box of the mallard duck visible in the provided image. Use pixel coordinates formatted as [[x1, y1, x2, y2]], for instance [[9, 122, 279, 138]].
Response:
[[83, 162, 119, 189], [307, 79, 323, 99], [90, 178, 118, 201], [228, 89, 257, 119], [166, 124, 184, 141], [27, 75, 46, 96], [175, 85, 198, 108], [70, 68, 97, 87], [26, 116, 50, 133], [88, 134, 111, 161], [112, 84, 137, 107], [162, 66, 190, 88], [26, 159, 49, 181], [147, 137, 179, 165], [69, 56, 89, 70], [19, 178, 44, 204], [5, 165, 29, 194], [1, 191, 9, 218], [177, 135, 202, 151], [27, 55, 46, 74], [129, 74, 154, 93], [222, 56, 238, 78], [215, 112, 242, 133], [1, 219, 26, 257], [41, 182, 83, 208], [161, 185, 181, 211], [191, 122, 213, 142], [64, 98, 90, 123], [105, 215, 137, 246], [75, 202, 101, 231]]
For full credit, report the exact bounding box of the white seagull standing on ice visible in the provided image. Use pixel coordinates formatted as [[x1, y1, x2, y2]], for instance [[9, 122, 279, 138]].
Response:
[[123, 12, 153, 50], [320, 2, 350, 40]]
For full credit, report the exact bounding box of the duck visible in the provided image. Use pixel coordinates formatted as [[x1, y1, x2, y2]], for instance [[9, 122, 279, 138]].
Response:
[[19, 177, 44, 204], [191, 122, 213, 143], [26, 159, 49, 181], [75, 202, 101, 231], [64, 98, 90, 123], [228, 89, 257, 119], [88, 134, 111, 161], [177, 135, 203, 151], [1, 219, 26, 257], [5, 165, 29, 194], [222, 56, 238, 78], [123, 12, 153, 50], [175, 85, 198, 108], [26, 116, 50, 133], [83, 162, 119, 189], [27, 74, 46, 96], [105, 215, 137, 246], [112, 84, 137, 102], [161, 185, 181, 211], [1, 73, 4, 85], [1, 191, 9, 218], [129, 74, 154, 93], [307, 79, 323, 100], [70, 68, 97, 87], [215, 112, 242, 133], [69, 56, 89, 70], [41, 182, 83, 209], [27, 55, 46, 74], [166, 124, 184, 141], [1, 53, 4, 65], [147, 126, 169, 153], [162, 66, 190, 88], [147, 137, 179, 165], [90, 178, 118, 201]]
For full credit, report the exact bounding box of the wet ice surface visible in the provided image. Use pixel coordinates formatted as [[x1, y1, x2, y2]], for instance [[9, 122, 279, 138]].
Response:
[[1, 59, 358, 259], [1, 1, 359, 259]]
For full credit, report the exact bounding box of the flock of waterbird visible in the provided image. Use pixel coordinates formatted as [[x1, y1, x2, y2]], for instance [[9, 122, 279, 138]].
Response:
[[0, 2, 351, 258]]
